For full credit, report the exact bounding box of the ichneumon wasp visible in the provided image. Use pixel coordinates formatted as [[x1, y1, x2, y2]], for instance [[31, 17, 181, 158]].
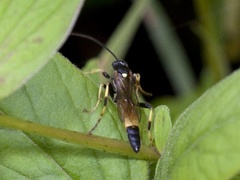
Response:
[[72, 33, 153, 153]]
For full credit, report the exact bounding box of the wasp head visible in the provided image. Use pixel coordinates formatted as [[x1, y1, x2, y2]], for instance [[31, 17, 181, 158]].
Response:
[[112, 60, 130, 78]]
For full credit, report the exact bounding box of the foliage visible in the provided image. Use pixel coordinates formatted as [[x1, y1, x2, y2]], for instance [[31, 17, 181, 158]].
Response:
[[0, 0, 240, 179]]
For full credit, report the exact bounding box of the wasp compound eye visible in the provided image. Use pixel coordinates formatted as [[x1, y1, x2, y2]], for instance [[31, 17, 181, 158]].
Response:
[[112, 60, 128, 69], [112, 60, 129, 77]]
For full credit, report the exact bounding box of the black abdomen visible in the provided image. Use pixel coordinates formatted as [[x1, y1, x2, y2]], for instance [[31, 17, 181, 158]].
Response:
[[126, 126, 140, 153]]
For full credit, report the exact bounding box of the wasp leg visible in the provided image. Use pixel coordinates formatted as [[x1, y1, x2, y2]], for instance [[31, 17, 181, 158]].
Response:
[[84, 70, 111, 84], [138, 102, 154, 146], [83, 69, 105, 75], [102, 71, 111, 79], [88, 83, 110, 134], [84, 70, 111, 113], [84, 83, 106, 113], [138, 102, 153, 130], [133, 73, 152, 101]]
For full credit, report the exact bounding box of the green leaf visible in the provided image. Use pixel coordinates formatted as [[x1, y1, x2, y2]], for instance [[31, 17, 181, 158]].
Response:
[[151, 105, 172, 153], [155, 69, 240, 179], [0, 0, 83, 99], [0, 54, 150, 179]]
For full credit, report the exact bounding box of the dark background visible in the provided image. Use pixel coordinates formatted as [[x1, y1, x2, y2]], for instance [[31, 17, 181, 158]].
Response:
[[59, 0, 201, 101]]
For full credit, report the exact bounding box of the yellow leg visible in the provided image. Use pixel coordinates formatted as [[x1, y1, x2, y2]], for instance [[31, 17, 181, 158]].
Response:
[[133, 73, 152, 101], [83, 69, 104, 75], [138, 102, 153, 146], [84, 84, 105, 113], [88, 83, 110, 134]]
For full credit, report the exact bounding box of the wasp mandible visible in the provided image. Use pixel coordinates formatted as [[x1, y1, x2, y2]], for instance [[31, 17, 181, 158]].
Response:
[[72, 33, 153, 153]]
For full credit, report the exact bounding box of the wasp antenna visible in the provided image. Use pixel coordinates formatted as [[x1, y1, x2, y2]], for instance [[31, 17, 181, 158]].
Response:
[[71, 32, 119, 61]]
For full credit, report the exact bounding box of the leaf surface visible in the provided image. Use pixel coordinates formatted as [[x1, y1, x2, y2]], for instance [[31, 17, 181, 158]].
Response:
[[155, 69, 240, 179], [0, 54, 149, 179], [0, 0, 83, 99]]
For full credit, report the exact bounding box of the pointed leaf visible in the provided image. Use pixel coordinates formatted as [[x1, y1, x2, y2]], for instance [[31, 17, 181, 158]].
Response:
[[155, 69, 240, 179], [0, 54, 149, 179], [151, 105, 172, 153]]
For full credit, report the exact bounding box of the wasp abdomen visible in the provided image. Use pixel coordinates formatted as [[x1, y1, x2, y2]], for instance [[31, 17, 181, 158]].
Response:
[[126, 126, 141, 153]]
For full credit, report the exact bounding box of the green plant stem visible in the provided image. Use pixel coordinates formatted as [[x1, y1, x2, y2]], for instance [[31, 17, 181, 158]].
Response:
[[143, 0, 196, 95], [0, 115, 159, 161], [194, 0, 230, 82], [99, 0, 151, 72]]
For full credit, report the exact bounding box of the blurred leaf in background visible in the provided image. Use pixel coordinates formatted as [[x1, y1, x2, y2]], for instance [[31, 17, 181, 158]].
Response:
[[0, 0, 83, 99]]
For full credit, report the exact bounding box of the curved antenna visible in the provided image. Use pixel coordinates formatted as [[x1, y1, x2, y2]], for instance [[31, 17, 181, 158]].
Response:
[[71, 32, 119, 61]]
